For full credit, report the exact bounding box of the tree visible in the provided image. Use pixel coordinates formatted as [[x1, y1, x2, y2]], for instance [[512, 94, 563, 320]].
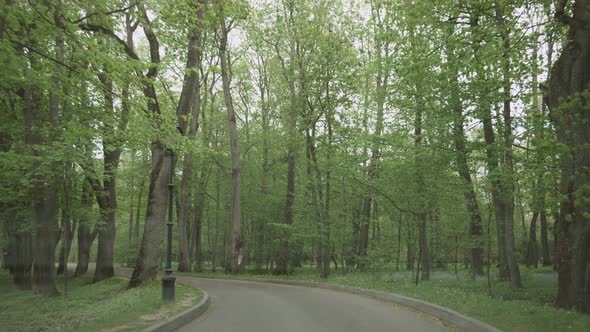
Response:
[[547, 0, 590, 313], [217, 0, 246, 274]]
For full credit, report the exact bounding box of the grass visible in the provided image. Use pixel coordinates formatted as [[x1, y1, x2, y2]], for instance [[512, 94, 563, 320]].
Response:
[[0, 270, 202, 332], [188, 265, 590, 332]]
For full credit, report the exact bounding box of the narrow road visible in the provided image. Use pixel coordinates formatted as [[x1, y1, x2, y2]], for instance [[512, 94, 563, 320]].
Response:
[[175, 276, 449, 332]]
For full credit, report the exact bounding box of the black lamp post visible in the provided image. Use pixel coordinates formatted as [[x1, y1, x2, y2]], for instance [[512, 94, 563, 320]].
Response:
[[162, 148, 176, 301]]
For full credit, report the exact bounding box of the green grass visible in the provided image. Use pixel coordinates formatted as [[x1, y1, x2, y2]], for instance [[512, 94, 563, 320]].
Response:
[[0, 270, 202, 332], [188, 266, 590, 332]]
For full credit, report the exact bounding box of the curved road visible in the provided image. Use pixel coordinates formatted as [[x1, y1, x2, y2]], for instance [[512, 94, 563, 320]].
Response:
[[176, 276, 449, 332]]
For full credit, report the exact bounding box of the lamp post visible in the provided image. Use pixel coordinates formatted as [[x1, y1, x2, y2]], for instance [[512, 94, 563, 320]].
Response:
[[162, 148, 176, 301]]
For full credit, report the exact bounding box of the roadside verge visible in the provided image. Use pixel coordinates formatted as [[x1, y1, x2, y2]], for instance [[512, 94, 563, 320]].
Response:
[[111, 267, 211, 332]]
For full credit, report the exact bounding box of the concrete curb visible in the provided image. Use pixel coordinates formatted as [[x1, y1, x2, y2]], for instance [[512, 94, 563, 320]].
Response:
[[110, 267, 211, 332], [186, 274, 501, 332], [142, 293, 210, 332]]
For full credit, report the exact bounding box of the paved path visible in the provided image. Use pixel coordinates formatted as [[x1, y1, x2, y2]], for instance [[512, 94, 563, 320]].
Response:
[[175, 276, 449, 332]]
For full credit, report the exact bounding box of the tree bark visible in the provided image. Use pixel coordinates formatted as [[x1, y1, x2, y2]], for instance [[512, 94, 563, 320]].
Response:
[[25, 80, 59, 295], [127, 179, 135, 266], [91, 70, 124, 283], [129, 1, 191, 288], [75, 184, 96, 277], [526, 212, 539, 268], [540, 211, 551, 266], [57, 209, 76, 275], [547, 0, 590, 313], [13, 231, 32, 290]]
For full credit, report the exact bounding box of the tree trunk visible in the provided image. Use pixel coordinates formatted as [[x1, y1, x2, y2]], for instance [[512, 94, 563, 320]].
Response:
[[255, 57, 271, 272], [547, 0, 590, 313], [418, 215, 430, 280], [24, 80, 59, 295], [349, 208, 360, 270], [396, 213, 402, 271], [540, 211, 551, 266], [127, 182, 135, 267], [413, 102, 430, 280], [193, 202, 204, 271], [358, 197, 371, 271], [57, 210, 76, 275], [129, 143, 171, 287], [134, 178, 143, 242], [13, 231, 32, 290], [75, 184, 95, 277], [177, 0, 206, 273], [446, 26, 484, 275], [470, 11, 510, 282], [526, 212, 539, 268], [406, 219, 415, 271], [92, 70, 123, 283], [219, 18, 243, 274], [494, 0, 522, 289], [129, 1, 195, 288]]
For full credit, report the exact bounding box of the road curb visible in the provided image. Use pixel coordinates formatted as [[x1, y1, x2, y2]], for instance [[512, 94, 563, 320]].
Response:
[[186, 274, 501, 332], [110, 267, 210, 332], [141, 292, 210, 332]]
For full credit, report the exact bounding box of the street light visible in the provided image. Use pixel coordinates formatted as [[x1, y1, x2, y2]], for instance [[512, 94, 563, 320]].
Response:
[[162, 148, 176, 301]]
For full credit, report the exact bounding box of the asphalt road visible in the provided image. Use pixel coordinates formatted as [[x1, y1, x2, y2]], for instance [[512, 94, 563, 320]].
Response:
[[176, 276, 449, 332]]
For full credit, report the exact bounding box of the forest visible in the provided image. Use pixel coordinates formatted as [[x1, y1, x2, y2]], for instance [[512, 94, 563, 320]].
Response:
[[0, 0, 589, 326]]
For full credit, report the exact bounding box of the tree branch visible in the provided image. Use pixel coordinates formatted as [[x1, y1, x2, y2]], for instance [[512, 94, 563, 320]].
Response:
[[72, 2, 138, 24], [78, 23, 140, 60]]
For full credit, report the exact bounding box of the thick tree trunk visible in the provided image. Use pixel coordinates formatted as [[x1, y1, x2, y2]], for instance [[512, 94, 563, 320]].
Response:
[[129, 1, 197, 288], [94, 205, 116, 282], [547, 0, 590, 313], [23, 81, 59, 295], [75, 223, 96, 277], [129, 143, 170, 287], [92, 71, 123, 283]]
